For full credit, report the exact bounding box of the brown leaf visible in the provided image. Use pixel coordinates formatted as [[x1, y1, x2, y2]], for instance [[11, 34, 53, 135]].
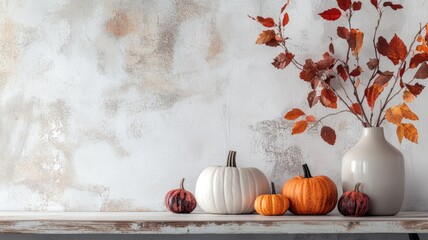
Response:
[[320, 126, 336, 145], [337, 0, 351, 11], [355, 78, 361, 88], [367, 58, 379, 70], [300, 59, 318, 82], [256, 30, 276, 45], [349, 66, 362, 77], [348, 29, 364, 57], [256, 16, 275, 27], [329, 42, 335, 54], [406, 83, 425, 96], [400, 61, 406, 77], [272, 52, 294, 69], [319, 8, 342, 21], [306, 115, 317, 122], [337, 26, 349, 39], [400, 103, 419, 120], [383, 2, 403, 10], [307, 90, 319, 108], [388, 34, 407, 65], [292, 120, 308, 135], [370, 0, 378, 8], [337, 64, 348, 81], [320, 88, 337, 109], [377, 36, 389, 56], [365, 83, 383, 109], [385, 106, 403, 125], [352, 1, 362, 10], [409, 53, 428, 69], [284, 108, 305, 120], [374, 71, 394, 88], [350, 103, 363, 115], [403, 90, 415, 103], [316, 52, 335, 70], [414, 62, 428, 79], [400, 123, 418, 143], [282, 13, 289, 27]]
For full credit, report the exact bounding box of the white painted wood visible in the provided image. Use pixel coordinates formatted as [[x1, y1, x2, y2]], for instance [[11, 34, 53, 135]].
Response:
[[0, 212, 427, 234]]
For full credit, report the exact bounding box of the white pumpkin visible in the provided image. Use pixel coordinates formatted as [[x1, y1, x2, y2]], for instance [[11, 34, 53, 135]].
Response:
[[195, 151, 270, 214]]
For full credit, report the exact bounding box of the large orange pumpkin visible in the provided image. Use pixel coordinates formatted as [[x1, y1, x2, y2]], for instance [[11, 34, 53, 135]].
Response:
[[282, 164, 338, 215], [254, 182, 289, 216]]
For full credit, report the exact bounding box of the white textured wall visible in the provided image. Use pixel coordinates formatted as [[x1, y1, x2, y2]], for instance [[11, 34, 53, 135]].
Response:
[[0, 0, 428, 220]]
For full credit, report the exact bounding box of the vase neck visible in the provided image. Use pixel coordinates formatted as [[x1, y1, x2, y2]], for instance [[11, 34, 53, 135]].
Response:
[[361, 127, 386, 141]]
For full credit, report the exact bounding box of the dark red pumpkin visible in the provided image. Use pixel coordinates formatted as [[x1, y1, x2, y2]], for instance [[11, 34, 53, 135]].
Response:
[[338, 182, 370, 217], [164, 178, 197, 213]]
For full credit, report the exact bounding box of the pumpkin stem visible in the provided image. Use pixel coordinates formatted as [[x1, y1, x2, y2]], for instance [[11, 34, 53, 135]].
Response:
[[271, 182, 276, 194], [354, 182, 361, 192], [227, 150, 237, 167], [180, 178, 185, 190], [302, 164, 312, 178]]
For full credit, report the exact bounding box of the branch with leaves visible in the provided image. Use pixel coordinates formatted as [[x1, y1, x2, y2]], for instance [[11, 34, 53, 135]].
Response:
[[250, 0, 428, 145]]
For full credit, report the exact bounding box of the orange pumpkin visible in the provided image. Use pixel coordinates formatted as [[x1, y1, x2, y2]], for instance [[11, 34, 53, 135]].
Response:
[[282, 164, 338, 215], [255, 182, 289, 216]]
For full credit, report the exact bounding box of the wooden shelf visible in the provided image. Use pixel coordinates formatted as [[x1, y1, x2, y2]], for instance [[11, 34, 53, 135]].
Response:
[[0, 211, 427, 234]]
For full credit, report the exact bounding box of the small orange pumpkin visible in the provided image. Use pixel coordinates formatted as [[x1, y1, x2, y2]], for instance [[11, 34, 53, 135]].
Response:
[[254, 182, 289, 216], [282, 164, 338, 215]]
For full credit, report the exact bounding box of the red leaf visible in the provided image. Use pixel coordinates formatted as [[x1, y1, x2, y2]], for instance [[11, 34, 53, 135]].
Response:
[[280, 0, 290, 14], [316, 52, 335, 70], [300, 59, 318, 82], [320, 126, 336, 145], [370, 0, 378, 8], [409, 53, 428, 69], [307, 90, 319, 108], [348, 29, 364, 56], [414, 62, 428, 79], [320, 88, 337, 109], [383, 2, 403, 10], [406, 83, 425, 96], [351, 103, 363, 115], [377, 36, 389, 56], [400, 61, 406, 77], [256, 30, 276, 45], [292, 120, 308, 135], [272, 52, 294, 69], [256, 16, 275, 27], [337, 26, 349, 39], [374, 71, 394, 88], [329, 42, 335, 54], [352, 1, 362, 11], [365, 83, 383, 109], [319, 8, 342, 21], [284, 108, 305, 120], [282, 13, 289, 26], [387, 34, 407, 65], [367, 58, 379, 70], [337, 0, 351, 11], [306, 115, 317, 122], [337, 64, 348, 81], [349, 66, 362, 77]]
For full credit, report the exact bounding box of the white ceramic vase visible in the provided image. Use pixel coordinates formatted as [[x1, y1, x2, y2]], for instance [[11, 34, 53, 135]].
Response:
[[342, 127, 404, 216]]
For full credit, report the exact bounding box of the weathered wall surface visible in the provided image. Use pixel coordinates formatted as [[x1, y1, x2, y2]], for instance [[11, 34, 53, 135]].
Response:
[[0, 0, 428, 227]]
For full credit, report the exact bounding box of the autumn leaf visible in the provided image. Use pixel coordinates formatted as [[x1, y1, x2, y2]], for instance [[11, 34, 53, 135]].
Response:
[[400, 61, 406, 77], [292, 120, 308, 135], [374, 71, 394, 88], [396, 124, 404, 143], [365, 83, 383, 109], [329, 42, 335, 54], [355, 78, 361, 88], [307, 90, 319, 108], [383, 2, 403, 10], [316, 52, 335, 70], [399, 123, 418, 143], [388, 34, 407, 65], [300, 59, 318, 82], [320, 88, 338, 109], [256, 16, 275, 27], [282, 13, 289, 27], [349, 66, 362, 77], [337, 26, 349, 39], [406, 83, 425, 96], [352, 1, 362, 10], [320, 126, 336, 145], [256, 30, 276, 45], [337, 0, 351, 11], [385, 106, 403, 125], [284, 108, 305, 120], [348, 29, 364, 57], [306, 115, 317, 122], [337, 64, 348, 81], [350, 103, 363, 115], [280, 0, 290, 14], [377, 36, 389, 56], [319, 8, 342, 21], [414, 62, 428, 79], [403, 90, 415, 103], [400, 103, 419, 120], [367, 58, 379, 70], [272, 52, 294, 69], [370, 0, 378, 8], [409, 53, 428, 69]]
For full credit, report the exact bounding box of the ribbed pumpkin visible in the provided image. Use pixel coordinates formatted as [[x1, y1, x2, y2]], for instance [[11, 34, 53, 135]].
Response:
[[338, 182, 370, 217], [254, 182, 289, 216], [282, 164, 338, 215], [164, 178, 197, 213]]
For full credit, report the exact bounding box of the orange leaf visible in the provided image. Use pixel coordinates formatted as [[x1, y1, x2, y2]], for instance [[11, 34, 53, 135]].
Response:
[[383, 2, 403, 10], [280, 0, 290, 14], [306, 115, 317, 122], [337, 0, 351, 11], [400, 123, 418, 143], [385, 106, 403, 125], [272, 52, 294, 69], [337, 26, 349, 39], [352, 1, 362, 10], [355, 78, 361, 88], [409, 53, 428, 69], [403, 90, 415, 103], [320, 88, 338, 109], [374, 71, 394, 88], [350, 103, 363, 115], [348, 29, 364, 57], [388, 34, 407, 65], [256, 16, 275, 28], [365, 83, 383, 109], [320, 126, 336, 145], [292, 120, 308, 135], [406, 83, 425, 96], [319, 8, 341, 21], [377, 36, 389, 56], [307, 90, 319, 108], [400, 103, 419, 120], [284, 108, 305, 120], [414, 62, 428, 79], [256, 30, 279, 47], [282, 13, 289, 26], [367, 58, 379, 70]]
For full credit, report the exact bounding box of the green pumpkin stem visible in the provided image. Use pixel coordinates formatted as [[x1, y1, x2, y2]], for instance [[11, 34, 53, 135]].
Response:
[[302, 164, 312, 178], [271, 182, 276, 194], [354, 182, 361, 192], [226, 150, 237, 167], [180, 178, 185, 190]]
